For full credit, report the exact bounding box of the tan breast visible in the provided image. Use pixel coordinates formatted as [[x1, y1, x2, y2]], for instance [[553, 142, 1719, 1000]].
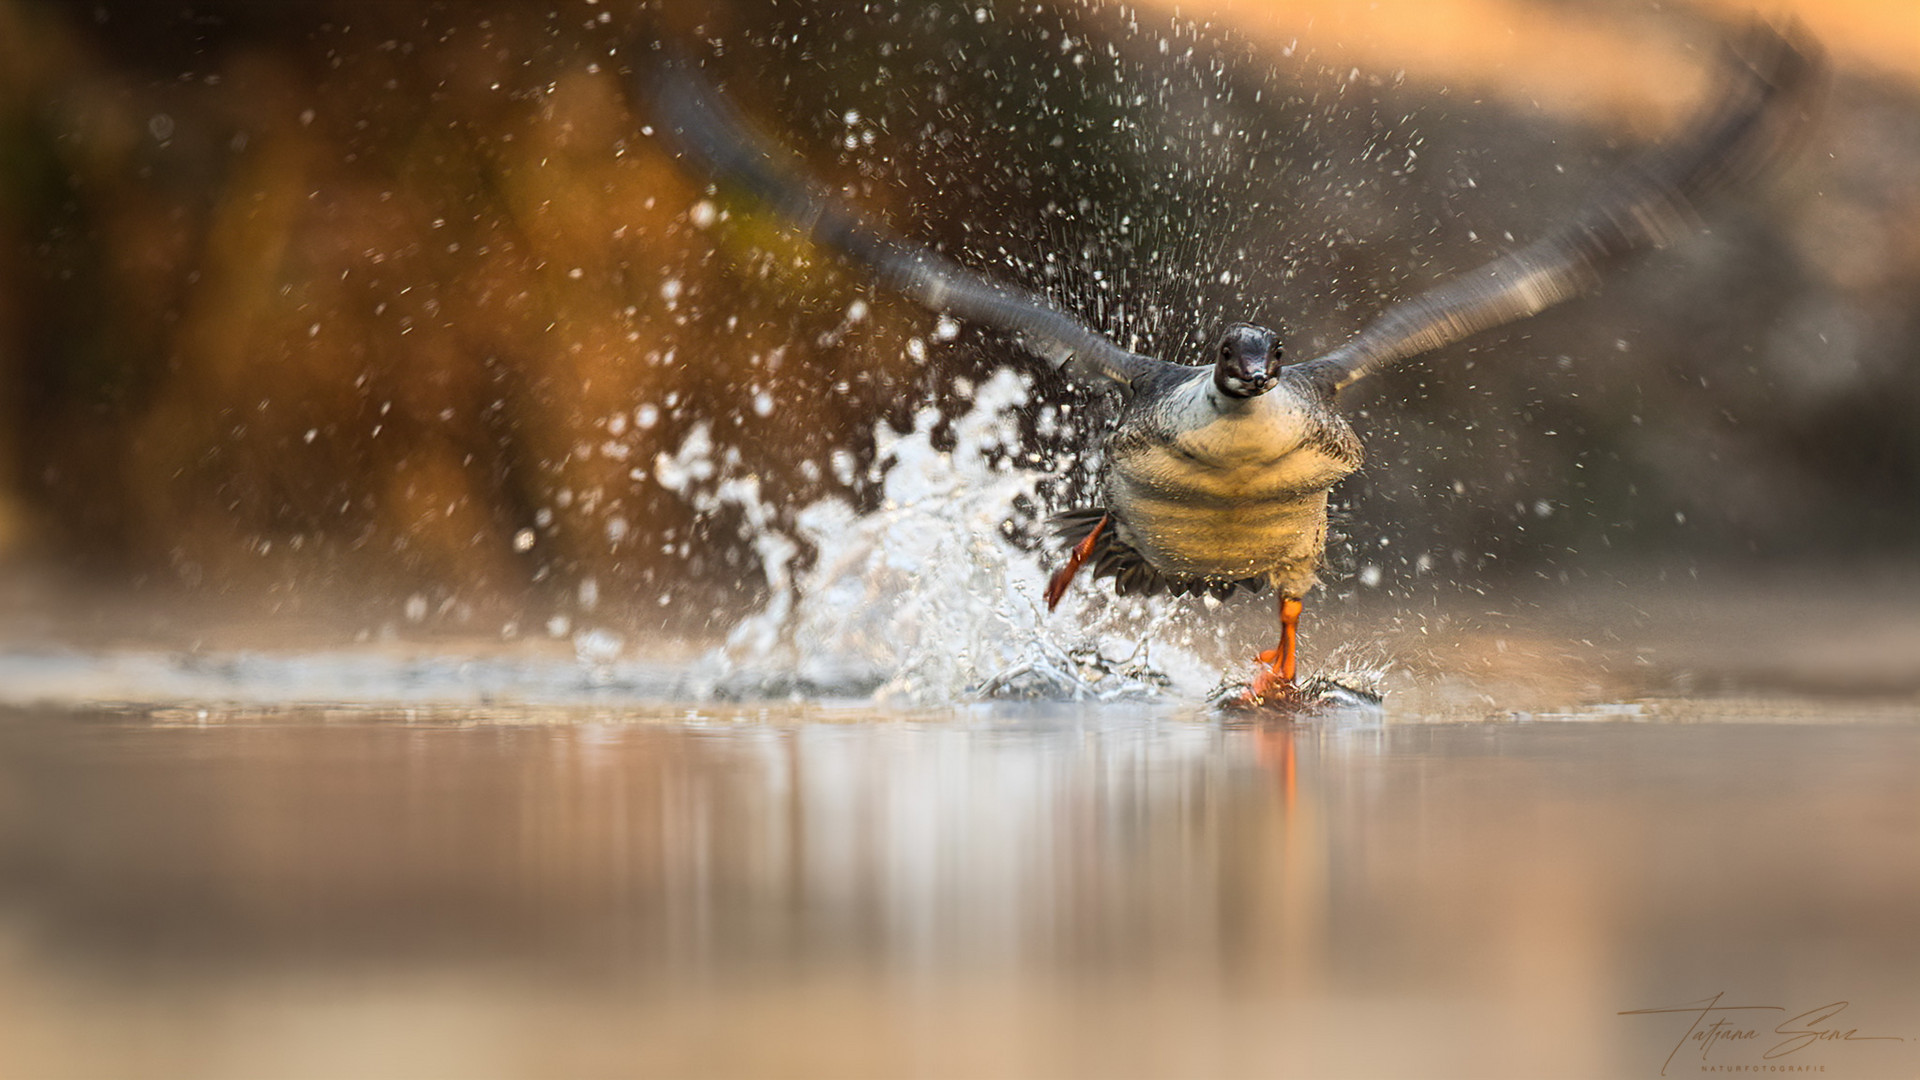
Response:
[[1103, 380, 1360, 585]]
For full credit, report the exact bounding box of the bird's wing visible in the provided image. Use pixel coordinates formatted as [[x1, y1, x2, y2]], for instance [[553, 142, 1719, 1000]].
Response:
[[642, 53, 1167, 394], [1292, 20, 1824, 393]]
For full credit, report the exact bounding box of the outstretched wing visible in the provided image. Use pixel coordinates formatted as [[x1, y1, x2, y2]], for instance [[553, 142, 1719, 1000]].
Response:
[[1292, 20, 1824, 393], [641, 53, 1166, 393]]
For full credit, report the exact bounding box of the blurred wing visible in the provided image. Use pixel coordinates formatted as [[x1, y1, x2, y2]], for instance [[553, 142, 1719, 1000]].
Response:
[[1294, 20, 1825, 392], [643, 54, 1165, 393]]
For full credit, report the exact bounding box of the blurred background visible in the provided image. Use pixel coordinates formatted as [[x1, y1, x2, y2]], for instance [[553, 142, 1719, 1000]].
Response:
[[0, 0, 1915, 648]]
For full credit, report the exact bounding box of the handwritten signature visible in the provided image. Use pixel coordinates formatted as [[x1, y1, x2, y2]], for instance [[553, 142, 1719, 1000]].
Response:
[[1619, 992, 1905, 1075]]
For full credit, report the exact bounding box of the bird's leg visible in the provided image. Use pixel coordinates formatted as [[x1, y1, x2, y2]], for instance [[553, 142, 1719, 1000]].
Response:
[[1045, 513, 1109, 612], [1246, 594, 1304, 704]]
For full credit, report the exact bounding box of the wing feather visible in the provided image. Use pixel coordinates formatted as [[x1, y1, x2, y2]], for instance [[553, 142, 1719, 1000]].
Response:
[[1294, 20, 1824, 392], [643, 54, 1164, 392]]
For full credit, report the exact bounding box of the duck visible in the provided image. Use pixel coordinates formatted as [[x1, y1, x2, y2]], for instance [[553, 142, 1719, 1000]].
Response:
[[644, 20, 1821, 707]]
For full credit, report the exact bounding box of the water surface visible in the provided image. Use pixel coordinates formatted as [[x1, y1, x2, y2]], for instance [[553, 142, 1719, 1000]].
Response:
[[2, 704, 1916, 1078]]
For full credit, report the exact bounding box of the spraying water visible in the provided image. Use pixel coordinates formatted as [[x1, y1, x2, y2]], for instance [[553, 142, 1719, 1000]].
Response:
[[665, 366, 1222, 704]]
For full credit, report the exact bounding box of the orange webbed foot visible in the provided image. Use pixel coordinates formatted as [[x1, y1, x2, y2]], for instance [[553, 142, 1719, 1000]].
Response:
[[1045, 513, 1110, 612], [1226, 594, 1307, 711], [1043, 564, 1075, 611], [1241, 664, 1304, 709]]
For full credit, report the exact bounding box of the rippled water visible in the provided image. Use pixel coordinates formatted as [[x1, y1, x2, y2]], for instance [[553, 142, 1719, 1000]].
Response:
[[1, 701, 1917, 1078]]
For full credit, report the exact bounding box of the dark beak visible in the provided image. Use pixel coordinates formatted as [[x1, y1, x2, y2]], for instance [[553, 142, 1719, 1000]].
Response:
[[1217, 347, 1279, 397]]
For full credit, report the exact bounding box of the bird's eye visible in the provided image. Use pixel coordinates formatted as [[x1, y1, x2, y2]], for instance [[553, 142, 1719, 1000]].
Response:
[[1219, 344, 1233, 360], [1269, 342, 1284, 359]]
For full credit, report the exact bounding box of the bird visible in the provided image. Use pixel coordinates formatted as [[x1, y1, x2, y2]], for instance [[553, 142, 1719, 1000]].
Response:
[[642, 20, 1821, 708]]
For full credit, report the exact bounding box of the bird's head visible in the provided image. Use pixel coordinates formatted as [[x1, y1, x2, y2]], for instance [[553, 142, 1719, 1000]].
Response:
[[1212, 323, 1283, 398]]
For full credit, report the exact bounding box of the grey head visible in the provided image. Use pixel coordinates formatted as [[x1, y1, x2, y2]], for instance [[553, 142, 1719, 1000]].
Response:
[[1212, 323, 1283, 398]]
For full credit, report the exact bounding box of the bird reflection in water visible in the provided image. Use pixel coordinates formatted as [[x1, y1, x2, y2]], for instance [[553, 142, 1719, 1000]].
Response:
[[1248, 719, 1300, 813]]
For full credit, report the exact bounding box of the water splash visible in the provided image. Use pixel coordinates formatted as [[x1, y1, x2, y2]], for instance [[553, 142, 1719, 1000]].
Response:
[[659, 367, 1218, 705]]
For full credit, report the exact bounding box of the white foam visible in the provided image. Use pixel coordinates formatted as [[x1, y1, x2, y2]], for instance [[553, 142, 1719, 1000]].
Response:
[[684, 368, 1217, 704]]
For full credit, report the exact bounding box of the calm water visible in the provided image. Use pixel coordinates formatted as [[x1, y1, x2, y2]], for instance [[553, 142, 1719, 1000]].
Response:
[[1, 704, 1916, 1078]]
